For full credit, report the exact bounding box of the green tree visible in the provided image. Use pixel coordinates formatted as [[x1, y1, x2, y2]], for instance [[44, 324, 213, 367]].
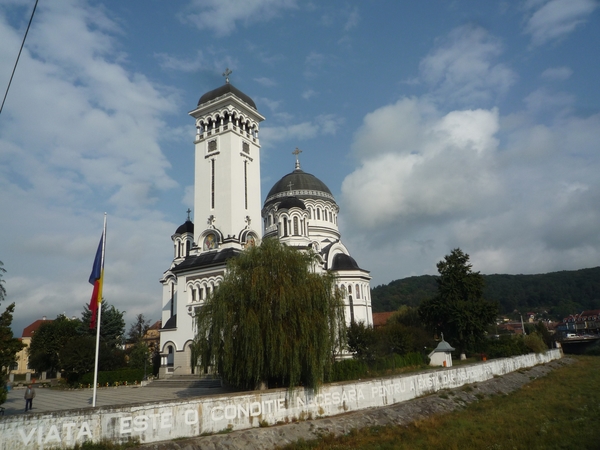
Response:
[[1, 303, 25, 405], [0, 260, 6, 304], [128, 342, 151, 370], [28, 315, 80, 374], [80, 301, 125, 348], [419, 248, 498, 357], [127, 313, 150, 344], [347, 321, 377, 361], [194, 238, 345, 390]]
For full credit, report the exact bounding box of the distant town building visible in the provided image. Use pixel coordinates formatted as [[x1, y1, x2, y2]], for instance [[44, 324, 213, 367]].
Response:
[[10, 317, 54, 381]]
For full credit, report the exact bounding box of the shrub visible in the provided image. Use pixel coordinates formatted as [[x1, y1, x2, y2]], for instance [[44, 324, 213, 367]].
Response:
[[523, 333, 548, 353]]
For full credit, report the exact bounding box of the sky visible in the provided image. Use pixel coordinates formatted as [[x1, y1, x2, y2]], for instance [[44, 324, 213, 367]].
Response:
[[1, 0, 599, 335]]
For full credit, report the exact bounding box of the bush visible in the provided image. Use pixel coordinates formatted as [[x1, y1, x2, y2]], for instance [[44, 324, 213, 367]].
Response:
[[481, 335, 529, 359], [523, 332, 548, 353], [327, 352, 424, 383], [327, 359, 368, 382], [80, 368, 145, 386]]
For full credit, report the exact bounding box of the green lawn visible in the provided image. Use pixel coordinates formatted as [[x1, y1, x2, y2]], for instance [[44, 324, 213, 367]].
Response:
[[279, 356, 600, 450]]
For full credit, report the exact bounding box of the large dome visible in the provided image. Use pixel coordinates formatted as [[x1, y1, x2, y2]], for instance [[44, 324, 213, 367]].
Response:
[[264, 168, 335, 208], [197, 83, 256, 109]]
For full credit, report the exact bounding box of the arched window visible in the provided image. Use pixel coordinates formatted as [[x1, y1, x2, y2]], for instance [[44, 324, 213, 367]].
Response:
[[293, 216, 299, 235], [317, 208, 321, 220]]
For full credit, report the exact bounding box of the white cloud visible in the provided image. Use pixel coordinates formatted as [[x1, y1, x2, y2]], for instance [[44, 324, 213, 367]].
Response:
[[254, 76, 277, 87], [419, 25, 517, 107], [260, 114, 343, 146], [524, 0, 598, 46], [344, 6, 360, 31], [541, 66, 573, 81], [302, 89, 317, 100], [343, 98, 500, 230], [0, 0, 180, 333], [341, 96, 600, 284], [181, 0, 298, 37]]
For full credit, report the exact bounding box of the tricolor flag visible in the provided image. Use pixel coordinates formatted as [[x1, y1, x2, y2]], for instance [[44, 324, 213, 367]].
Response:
[[88, 232, 104, 329]]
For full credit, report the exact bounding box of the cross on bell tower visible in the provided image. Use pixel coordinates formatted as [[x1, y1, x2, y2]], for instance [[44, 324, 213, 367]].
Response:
[[222, 68, 232, 84]]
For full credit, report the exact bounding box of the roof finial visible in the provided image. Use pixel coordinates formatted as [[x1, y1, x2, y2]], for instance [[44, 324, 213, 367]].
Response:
[[186, 208, 192, 221], [223, 68, 232, 84], [292, 147, 302, 170]]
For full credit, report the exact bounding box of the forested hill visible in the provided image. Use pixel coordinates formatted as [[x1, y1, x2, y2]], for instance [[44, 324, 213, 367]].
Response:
[[371, 267, 600, 319]]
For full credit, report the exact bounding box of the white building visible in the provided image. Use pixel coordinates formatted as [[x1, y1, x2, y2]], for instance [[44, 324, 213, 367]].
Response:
[[158, 79, 372, 377]]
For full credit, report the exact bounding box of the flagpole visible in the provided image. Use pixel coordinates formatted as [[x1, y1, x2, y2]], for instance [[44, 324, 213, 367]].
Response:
[[92, 213, 107, 407]]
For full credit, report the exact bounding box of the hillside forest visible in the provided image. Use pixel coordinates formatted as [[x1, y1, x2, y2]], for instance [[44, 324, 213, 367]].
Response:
[[371, 267, 600, 320]]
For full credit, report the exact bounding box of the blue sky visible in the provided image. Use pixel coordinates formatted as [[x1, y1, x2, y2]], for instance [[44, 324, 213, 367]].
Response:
[[1, 0, 599, 335]]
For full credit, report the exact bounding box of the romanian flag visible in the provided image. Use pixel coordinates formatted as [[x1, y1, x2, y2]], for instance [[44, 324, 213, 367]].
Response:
[[88, 233, 104, 329]]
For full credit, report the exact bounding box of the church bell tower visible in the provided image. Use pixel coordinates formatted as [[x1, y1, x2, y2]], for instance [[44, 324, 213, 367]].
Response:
[[188, 70, 265, 251]]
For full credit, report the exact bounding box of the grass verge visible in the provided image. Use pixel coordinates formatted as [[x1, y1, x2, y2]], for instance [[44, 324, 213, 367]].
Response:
[[278, 356, 600, 450]]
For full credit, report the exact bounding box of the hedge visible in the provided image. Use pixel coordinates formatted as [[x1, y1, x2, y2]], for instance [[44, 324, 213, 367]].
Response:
[[80, 369, 145, 386]]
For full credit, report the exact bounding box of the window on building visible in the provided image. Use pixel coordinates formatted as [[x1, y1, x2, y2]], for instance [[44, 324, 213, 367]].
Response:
[[211, 159, 216, 209], [317, 208, 321, 220], [293, 216, 299, 235], [243, 142, 250, 153], [208, 140, 217, 152], [244, 161, 248, 209]]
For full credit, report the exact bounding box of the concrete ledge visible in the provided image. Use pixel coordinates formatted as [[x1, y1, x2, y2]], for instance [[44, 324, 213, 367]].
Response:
[[0, 349, 561, 449]]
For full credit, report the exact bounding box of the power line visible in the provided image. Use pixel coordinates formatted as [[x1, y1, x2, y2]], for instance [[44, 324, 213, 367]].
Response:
[[0, 0, 40, 117]]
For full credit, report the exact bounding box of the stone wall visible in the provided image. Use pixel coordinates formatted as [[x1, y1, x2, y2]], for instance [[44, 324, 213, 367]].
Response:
[[0, 349, 561, 450]]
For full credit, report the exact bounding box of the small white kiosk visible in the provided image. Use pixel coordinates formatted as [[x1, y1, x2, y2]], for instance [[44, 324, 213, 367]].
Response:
[[428, 334, 455, 367]]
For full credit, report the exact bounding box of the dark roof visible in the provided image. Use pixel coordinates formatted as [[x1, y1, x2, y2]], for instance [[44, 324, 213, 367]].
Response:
[[198, 83, 256, 109], [175, 220, 194, 235], [22, 319, 53, 338], [265, 169, 333, 207], [162, 315, 177, 330], [277, 196, 306, 210], [331, 253, 360, 271], [432, 339, 455, 353], [171, 248, 240, 274]]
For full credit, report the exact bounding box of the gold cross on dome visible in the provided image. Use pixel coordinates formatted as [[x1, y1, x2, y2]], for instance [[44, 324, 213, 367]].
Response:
[[292, 147, 302, 170], [223, 68, 232, 84]]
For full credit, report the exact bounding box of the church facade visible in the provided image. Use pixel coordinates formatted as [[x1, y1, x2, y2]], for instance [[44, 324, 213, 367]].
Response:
[[158, 79, 372, 377]]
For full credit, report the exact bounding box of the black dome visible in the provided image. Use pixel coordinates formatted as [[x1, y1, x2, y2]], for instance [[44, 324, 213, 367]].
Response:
[[175, 220, 194, 235], [278, 196, 306, 210], [198, 83, 256, 109], [331, 253, 360, 271], [265, 169, 334, 207]]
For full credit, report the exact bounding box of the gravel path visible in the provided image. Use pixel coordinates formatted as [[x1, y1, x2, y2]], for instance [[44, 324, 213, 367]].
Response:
[[138, 357, 575, 450]]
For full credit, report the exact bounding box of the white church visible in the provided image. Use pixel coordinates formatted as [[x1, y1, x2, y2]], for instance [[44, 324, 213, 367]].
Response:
[[158, 76, 373, 377]]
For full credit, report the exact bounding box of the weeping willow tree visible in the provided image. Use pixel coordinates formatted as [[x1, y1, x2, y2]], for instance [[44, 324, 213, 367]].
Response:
[[194, 238, 345, 390]]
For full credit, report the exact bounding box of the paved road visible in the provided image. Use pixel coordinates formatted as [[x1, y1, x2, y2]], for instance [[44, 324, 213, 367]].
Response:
[[2, 385, 233, 416]]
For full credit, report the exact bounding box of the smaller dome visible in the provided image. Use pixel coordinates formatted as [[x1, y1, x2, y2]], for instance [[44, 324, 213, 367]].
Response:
[[198, 83, 256, 109], [331, 253, 360, 271], [175, 220, 194, 235], [278, 196, 306, 210]]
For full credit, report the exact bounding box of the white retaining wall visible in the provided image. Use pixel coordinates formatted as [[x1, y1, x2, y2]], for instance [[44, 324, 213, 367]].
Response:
[[0, 349, 561, 449]]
